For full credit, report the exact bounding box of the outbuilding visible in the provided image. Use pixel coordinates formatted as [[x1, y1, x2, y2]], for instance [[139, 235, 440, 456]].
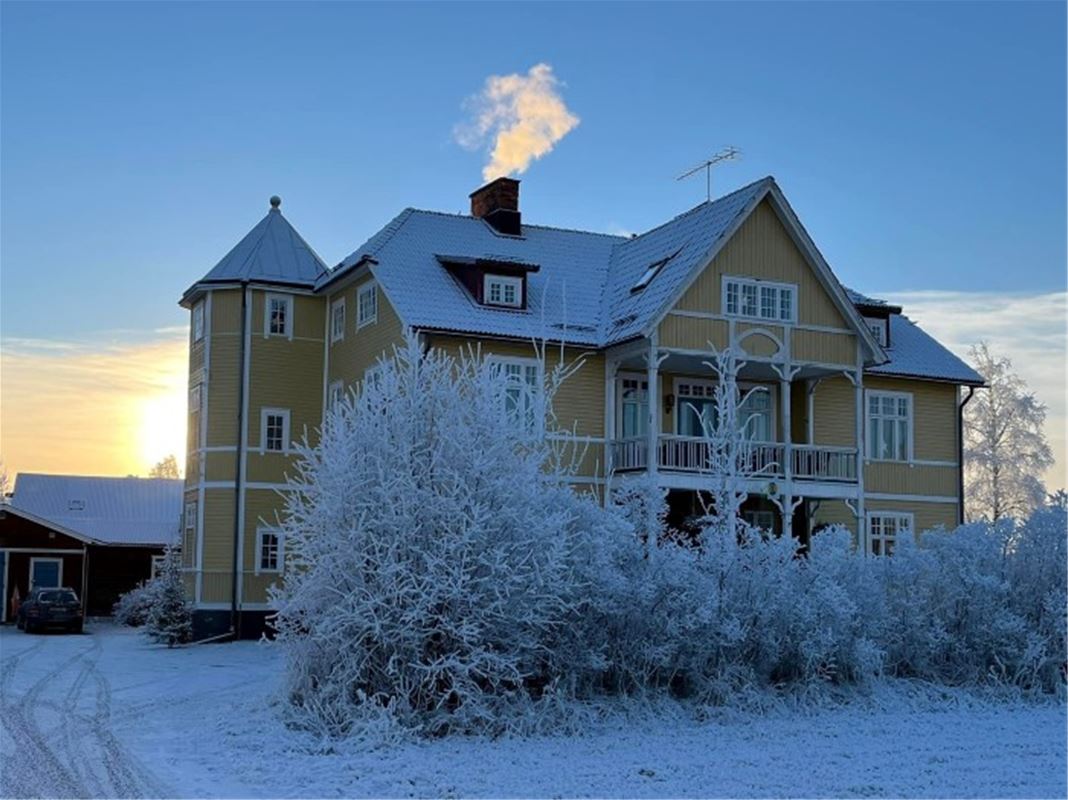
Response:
[[0, 474, 182, 621]]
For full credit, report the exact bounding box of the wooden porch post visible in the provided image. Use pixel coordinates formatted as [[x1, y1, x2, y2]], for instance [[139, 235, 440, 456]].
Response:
[[646, 335, 660, 482]]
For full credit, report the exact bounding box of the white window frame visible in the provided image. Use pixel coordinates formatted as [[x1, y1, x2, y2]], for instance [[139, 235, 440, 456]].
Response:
[[265, 294, 293, 339], [721, 276, 797, 324], [255, 527, 284, 574], [673, 377, 776, 441], [487, 355, 543, 434], [260, 408, 291, 454], [150, 555, 166, 580], [357, 282, 378, 329], [866, 389, 913, 463], [328, 380, 345, 411], [330, 298, 346, 344], [864, 317, 887, 346], [483, 274, 523, 308], [743, 510, 776, 532], [616, 372, 649, 439], [189, 384, 202, 415], [866, 511, 913, 556], [362, 364, 384, 391], [184, 501, 197, 533], [29, 557, 63, 589], [192, 302, 205, 342]]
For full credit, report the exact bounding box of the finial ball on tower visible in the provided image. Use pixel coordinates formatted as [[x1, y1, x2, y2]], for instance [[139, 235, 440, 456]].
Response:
[[269, 195, 282, 209]]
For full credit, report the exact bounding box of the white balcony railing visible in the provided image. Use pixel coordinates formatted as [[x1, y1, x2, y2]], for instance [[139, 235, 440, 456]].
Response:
[[610, 435, 857, 483]]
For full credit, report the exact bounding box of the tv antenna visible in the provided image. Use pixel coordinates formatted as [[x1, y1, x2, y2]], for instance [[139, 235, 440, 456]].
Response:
[[676, 146, 741, 201]]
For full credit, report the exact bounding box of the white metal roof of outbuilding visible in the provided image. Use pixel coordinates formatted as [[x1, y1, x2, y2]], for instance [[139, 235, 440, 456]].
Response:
[[8, 474, 182, 547]]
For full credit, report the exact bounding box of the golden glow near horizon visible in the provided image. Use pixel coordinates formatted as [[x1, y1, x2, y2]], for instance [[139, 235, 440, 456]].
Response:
[[1, 331, 189, 479]]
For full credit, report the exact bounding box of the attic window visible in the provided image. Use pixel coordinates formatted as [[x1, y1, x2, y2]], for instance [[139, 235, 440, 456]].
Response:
[[68, 499, 85, 512], [484, 274, 522, 308], [630, 249, 682, 294], [865, 318, 888, 346]]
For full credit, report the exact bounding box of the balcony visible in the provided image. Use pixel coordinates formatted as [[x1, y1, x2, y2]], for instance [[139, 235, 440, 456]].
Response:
[[610, 435, 858, 483]]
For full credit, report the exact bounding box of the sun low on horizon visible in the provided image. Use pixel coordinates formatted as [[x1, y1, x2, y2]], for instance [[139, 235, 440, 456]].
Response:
[[1, 331, 189, 481]]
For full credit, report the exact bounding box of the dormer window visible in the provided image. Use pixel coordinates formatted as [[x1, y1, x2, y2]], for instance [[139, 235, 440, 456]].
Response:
[[864, 317, 888, 346], [484, 274, 522, 308]]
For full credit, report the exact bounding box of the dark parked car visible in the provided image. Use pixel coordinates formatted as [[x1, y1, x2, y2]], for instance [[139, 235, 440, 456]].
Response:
[[16, 587, 84, 633]]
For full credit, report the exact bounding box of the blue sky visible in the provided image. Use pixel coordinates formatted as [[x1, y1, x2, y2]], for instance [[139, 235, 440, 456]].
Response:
[[1, 1, 1065, 480]]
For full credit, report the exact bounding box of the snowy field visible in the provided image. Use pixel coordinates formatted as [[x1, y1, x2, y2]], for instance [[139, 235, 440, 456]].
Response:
[[0, 623, 1064, 799]]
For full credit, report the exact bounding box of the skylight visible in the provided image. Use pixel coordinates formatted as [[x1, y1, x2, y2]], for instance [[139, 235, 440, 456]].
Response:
[[630, 248, 682, 293]]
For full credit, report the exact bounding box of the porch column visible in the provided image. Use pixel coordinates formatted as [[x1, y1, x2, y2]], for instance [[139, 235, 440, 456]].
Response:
[[853, 363, 866, 553], [779, 377, 793, 538], [646, 336, 660, 480], [604, 357, 618, 484]]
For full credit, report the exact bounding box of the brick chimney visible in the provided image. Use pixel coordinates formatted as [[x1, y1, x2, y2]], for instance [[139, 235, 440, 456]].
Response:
[[470, 177, 521, 235]]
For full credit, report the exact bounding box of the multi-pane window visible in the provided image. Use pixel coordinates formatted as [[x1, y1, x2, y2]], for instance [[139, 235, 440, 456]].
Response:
[[865, 317, 887, 346], [189, 384, 202, 415], [676, 381, 718, 437], [262, 409, 290, 453], [357, 282, 378, 328], [619, 376, 648, 438], [192, 303, 205, 342], [743, 510, 776, 533], [867, 391, 911, 462], [867, 513, 912, 556], [184, 501, 197, 533], [257, 528, 282, 573], [330, 299, 346, 343], [151, 555, 166, 580], [484, 275, 522, 308], [267, 295, 291, 337], [328, 381, 345, 411], [489, 357, 541, 433], [740, 387, 773, 442], [723, 277, 796, 323]]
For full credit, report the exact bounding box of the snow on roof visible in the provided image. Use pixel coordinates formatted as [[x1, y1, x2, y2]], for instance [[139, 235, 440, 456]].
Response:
[[867, 315, 983, 385], [318, 178, 769, 347], [9, 474, 183, 547], [187, 201, 329, 296]]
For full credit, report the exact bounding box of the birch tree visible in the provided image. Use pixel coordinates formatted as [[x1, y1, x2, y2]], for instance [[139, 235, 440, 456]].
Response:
[[964, 342, 1054, 521]]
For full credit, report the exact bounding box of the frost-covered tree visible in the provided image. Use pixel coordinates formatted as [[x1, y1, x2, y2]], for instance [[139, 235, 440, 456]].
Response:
[[148, 454, 181, 479], [272, 332, 611, 737], [145, 545, 192, 646], [695, 344, 773, 540], [964, 342, 1054, 521]]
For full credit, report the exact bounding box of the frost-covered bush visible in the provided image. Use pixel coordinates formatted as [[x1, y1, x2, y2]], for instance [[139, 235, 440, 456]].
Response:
[[272, 333, 614, 737], [112, 581, 157, 627], [274, 331, 1066, 738]]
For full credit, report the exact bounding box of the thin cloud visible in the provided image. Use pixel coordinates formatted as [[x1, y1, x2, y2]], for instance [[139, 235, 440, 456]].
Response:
[[882, 290, 1067, 490], [456, 63, 580, 182], [1, 331, 189, 480]]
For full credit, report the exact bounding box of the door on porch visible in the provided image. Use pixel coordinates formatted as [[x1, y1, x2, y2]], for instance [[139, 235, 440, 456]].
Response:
[[30, 557, 62, 589]]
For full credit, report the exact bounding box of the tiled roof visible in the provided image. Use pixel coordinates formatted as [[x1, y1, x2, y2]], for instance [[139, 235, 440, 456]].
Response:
[[9, 474, 182, 547], [868, 315, 983, 385], [188, 201, 329, 295]]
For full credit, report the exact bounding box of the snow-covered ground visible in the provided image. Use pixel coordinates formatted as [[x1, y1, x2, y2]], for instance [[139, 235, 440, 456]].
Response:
[[1, 623, 1064, 799]]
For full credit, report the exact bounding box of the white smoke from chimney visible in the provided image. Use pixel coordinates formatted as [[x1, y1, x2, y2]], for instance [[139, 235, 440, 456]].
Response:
[[455, 63, 580, 182]]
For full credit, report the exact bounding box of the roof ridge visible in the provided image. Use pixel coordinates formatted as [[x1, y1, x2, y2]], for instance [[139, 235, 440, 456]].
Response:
[[623, 175, 774, 244], [403, 207, 628, 240]]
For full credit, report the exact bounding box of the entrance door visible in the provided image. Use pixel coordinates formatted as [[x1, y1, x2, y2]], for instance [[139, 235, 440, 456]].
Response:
[[30, 557, 62, 589]]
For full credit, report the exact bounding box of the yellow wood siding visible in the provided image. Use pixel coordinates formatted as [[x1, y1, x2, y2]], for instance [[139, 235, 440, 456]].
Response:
[[658, 316, 728, 351], [792, 329, 855, 367], [811, 376, 856, 447], [735, 323, 784, 358], [811, 499, 858, 536], [865, 463, 958, 496], [673, 200, 850, 329], [327, 276, 405, 389]]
